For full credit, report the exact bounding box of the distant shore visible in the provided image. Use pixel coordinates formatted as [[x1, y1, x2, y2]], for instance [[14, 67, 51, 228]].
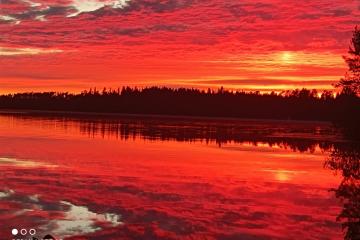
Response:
[[0, 88, 358, 133], [0, 108, 332, 125]]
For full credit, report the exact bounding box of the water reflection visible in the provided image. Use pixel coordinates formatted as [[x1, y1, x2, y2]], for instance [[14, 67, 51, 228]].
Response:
[[0, 112, 357, 239], [325, 143, 360, 240], [0, 112, 341, 152], [0, 188, 122, 239], [0, 157, 57, 168]]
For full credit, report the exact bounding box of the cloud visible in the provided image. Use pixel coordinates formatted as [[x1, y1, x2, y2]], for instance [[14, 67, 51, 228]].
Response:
[[0, 0, 132, 23], [68, 0, 131, 17], [22, 0, 42, 8], [192, 79, 337, 87], [0, 5, 72, 24], [0, 46, 63, 56], [0, 0, 358, 91], [0, 14, 21, 24]]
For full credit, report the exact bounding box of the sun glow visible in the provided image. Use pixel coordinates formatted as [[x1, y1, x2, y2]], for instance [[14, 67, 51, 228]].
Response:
[[280, 51, 294, 64]]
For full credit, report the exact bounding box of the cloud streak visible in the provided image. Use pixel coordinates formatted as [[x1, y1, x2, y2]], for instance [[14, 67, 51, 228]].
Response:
[[0, 46, 63, 56]]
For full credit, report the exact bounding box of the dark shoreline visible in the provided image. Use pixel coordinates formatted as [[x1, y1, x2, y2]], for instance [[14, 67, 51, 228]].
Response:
[[1, 87, 354, 123], [0, 108, 332, 125]]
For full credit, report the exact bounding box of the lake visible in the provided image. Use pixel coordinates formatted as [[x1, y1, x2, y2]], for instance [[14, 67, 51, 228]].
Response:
[[0, 112, 358, 240]]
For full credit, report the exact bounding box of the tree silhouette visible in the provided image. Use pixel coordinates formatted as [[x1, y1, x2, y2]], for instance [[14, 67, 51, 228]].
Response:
[[332, 26, 360, 140], [0, 87, 333, 115], [0, 86, 358, 129], [325, 144, 360, 240], [337, 26, 360, 96]]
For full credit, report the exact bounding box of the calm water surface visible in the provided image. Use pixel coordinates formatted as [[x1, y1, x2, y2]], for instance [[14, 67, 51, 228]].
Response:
[[0, 113, 357, 240]]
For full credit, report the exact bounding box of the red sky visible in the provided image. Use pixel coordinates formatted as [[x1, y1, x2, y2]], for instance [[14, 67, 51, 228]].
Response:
[[0, 0, 359, 93]]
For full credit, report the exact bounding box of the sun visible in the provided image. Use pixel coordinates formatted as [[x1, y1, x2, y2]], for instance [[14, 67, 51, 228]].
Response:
[[281, 51, 293, 63]]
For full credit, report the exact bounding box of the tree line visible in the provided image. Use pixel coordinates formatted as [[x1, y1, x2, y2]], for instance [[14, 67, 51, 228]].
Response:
[[0, 86, 356, 120], [0, 86, 359, 139]]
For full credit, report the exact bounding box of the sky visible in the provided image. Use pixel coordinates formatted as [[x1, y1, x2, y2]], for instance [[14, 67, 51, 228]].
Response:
[[0, 0, 359, 93]]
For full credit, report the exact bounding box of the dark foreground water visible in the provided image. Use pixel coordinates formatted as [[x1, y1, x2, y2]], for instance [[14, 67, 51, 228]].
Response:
[[0, 113, 358, 240]]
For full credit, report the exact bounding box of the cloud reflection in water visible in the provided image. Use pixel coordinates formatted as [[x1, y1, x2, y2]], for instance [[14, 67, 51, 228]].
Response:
[[0, 189, 122, 239]]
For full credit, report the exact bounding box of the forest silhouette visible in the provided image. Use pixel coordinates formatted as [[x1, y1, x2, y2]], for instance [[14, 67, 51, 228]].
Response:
[[0, 87, 359, 138], [0, 87, 358, 120]]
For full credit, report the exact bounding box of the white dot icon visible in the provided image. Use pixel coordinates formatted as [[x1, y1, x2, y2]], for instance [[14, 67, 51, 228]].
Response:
[[11, 229, 18, 236]]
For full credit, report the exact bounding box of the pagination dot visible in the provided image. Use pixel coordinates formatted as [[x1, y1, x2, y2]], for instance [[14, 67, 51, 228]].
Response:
[[11, 229, 18, 236]]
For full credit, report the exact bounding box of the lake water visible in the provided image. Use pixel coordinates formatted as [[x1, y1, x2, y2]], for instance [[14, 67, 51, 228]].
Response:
[[0, 113, 358, 240]]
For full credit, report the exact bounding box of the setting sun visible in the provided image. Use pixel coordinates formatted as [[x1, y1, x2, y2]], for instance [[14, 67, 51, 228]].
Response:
[[281, 52, 294, 64]]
